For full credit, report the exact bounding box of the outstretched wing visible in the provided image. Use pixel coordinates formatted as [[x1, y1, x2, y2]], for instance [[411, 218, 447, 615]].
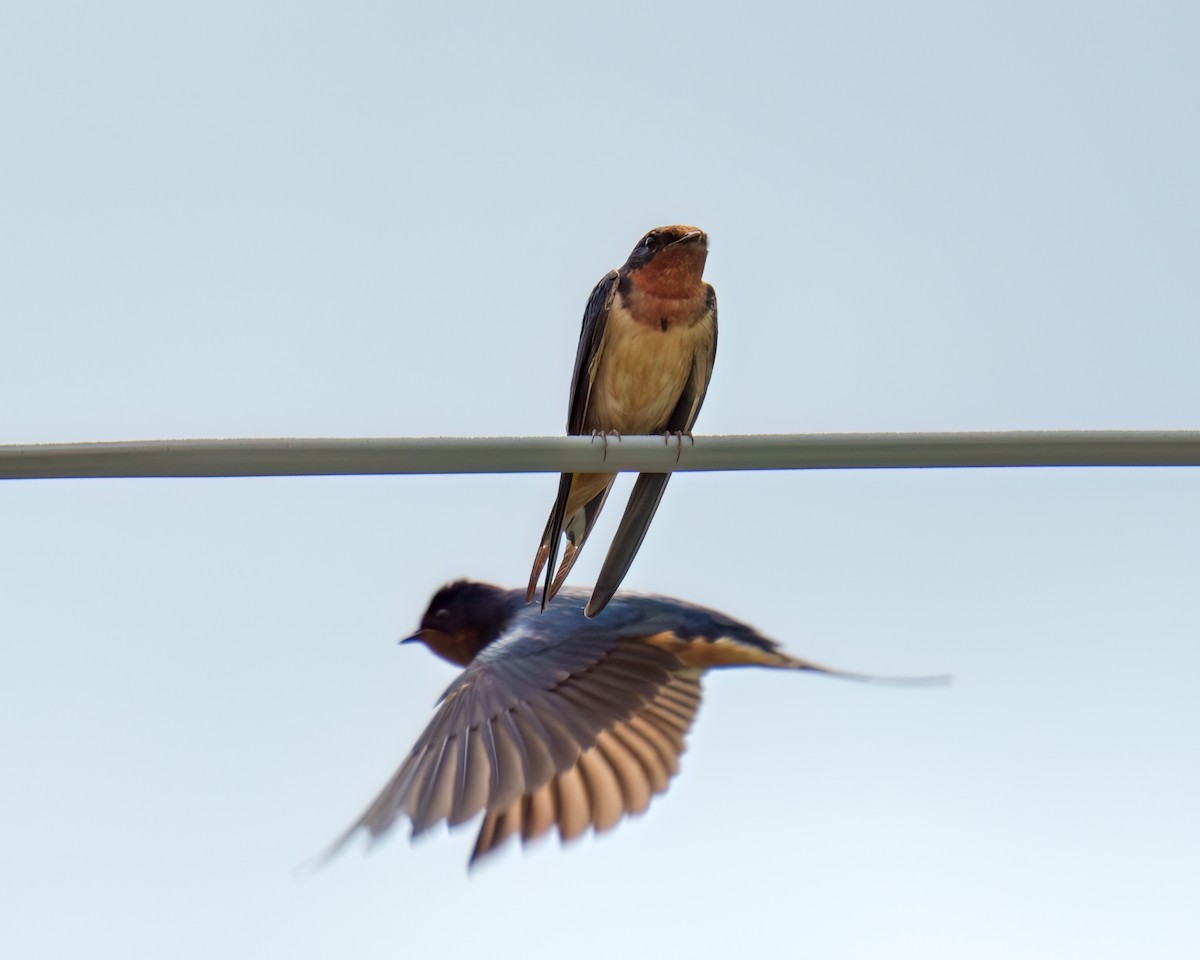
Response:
[[334, 605, 703, 865]]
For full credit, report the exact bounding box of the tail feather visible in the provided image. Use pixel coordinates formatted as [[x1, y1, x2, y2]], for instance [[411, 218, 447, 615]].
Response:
[[545, 486, 612, 604], [783, 655, 952, 687], [526, 472, 574, 606], [527, 476, 614, 609]]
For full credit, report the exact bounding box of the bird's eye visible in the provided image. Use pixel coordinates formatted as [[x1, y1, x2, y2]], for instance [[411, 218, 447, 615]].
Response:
[[642, 233, 658, 249], [433, 608, 449, 621]]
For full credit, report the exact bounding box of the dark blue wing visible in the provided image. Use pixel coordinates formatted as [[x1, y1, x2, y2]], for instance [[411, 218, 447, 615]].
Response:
[[526, 270, 621, 607], [566, 270, 620, 435]]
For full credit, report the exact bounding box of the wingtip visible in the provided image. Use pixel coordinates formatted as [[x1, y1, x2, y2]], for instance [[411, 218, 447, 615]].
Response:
[[585, 473, 671, 620], [295, 824, 359, 878], [582, 590, 612, 619], [541, 559, 556, 610]]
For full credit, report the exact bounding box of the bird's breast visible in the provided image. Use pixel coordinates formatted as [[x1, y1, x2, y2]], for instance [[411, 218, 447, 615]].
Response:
[[586, 293, 714, 434]]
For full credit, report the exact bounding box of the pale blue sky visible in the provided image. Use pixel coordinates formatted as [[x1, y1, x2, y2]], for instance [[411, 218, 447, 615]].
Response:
[[3, 2, 1198, 957]]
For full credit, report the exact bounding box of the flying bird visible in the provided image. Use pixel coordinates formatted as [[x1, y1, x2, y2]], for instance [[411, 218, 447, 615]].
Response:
[[527, 225, 718, 617], [331, 581, 942, 867]]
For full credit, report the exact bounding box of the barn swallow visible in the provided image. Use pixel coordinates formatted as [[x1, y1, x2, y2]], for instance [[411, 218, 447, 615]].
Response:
[[331, 580, 943, 867], [527, 225, 718, 618]]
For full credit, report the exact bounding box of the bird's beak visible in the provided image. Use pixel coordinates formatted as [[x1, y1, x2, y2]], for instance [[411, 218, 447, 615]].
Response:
[[399, 630, 424, 646]]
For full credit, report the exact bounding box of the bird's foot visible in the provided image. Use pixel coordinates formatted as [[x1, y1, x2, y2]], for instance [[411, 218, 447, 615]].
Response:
[[660, 430, 694, 462], [590, 429, 622, 461]]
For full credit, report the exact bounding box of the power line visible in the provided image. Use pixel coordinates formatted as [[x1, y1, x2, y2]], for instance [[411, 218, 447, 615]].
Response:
[[2, 431, 1199, 480]]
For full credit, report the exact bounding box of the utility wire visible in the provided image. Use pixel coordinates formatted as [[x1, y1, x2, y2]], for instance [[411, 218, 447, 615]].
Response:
[[2, 431, 1199, 480]]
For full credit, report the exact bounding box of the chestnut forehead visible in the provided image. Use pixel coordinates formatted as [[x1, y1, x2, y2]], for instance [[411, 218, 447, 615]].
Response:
[[645, 224, 704, 242]]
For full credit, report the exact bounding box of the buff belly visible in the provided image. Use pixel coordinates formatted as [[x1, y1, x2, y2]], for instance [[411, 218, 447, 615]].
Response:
[[586, 300, 713, 435]]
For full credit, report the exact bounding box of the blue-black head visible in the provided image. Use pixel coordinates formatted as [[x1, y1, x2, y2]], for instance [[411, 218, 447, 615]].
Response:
[[403, 580, 523, 666]]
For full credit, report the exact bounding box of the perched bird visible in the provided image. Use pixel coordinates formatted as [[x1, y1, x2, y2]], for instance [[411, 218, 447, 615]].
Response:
[[332, 581, 941, 867], [527, 225, 718, 618]]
